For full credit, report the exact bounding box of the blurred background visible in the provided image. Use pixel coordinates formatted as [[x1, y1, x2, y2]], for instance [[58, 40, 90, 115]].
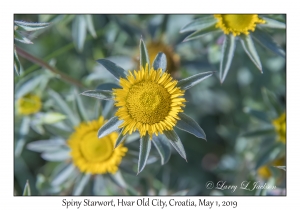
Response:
[[14, 14, 286, 196]]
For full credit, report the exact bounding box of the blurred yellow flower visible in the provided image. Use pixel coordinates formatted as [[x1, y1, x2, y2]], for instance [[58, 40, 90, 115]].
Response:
[[272, 112, 286, 143], [17, 93, 42, 115], [68, 116, 127, 174], [214, 14, 266, 36], [147, 41, 180, 75], [257, 157, 285, 179], [113, 64, 186, 138]]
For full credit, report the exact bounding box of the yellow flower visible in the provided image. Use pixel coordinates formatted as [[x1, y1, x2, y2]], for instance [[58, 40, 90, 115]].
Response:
[[272, 112, 286, 143], [147, 41, 180, 75], [113, 64, 186, 138], [257, 157, 285, 179], [214, 14, 266, 36], [17, 93, 42, 115], [68, 116, 127, 174]]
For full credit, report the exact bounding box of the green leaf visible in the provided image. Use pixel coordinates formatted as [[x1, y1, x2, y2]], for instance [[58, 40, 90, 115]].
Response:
[[153, 52, 167, 72], [183, 25, 219, 42], [93, 175, 105, 195], [177, 71, 214, 90], [262, 88, 283, 117], [14, 30, 33, 44], [260, 17, 286, 29], [51, 164, 76, 186], [152, 135, 171, 165], [240, 34, 262, 73], [108, 171, 127, 188], [84, 15, 97, 38], [14, 47, 21, 75], [27, 138, 66, 152], [48, 90, 80, 127], [139, 38, 150, 70], [274, 166, 286, 171], [256, 142, 285, 169], [241, 127, 275, 138], [243, 107, 270, 123], [72, 15, 87, 52], [15, 116, 30, 157], [41, 112, 66, 124], [252, 28, 285, 57], [137, 134, 151, 174], [114, 128, 127, 149], [102, 100, 114, 119], [74, 89, 89, 122], [220, 34, 236, 83], [98, 116, 123, 138], [81, 90, 113, 100], [163, 130, 187, 161], [15, 72, 44, 98], [73, 173, 91, 195], [15, 21, 50, 31], [96, 83, 121, 91], [96, 59, 127, 80], [176, 113, 206, 140], [180, 15, 217, 33], [41, 148, 70, 161], [23, 180, 31, 196]]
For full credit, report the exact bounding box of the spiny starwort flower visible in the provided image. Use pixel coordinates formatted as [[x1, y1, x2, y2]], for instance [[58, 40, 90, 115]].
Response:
[[272, 112, 286, 144], [114, 63, 185, 138], [17, 93, 42, 115], [214, 15, 265, 36], [82, 38, 214, 174], [243, 88, 286, 181], [27, 90, 129, 195], [181, 14, 286, 83], [68, 116, 127, 174]]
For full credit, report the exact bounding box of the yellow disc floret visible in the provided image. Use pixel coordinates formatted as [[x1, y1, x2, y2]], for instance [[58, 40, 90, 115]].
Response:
[[17, 93, 42, 115], [214, 14, 266, 36], [68, 117, 127, 174], [113, 64, 186, 138]]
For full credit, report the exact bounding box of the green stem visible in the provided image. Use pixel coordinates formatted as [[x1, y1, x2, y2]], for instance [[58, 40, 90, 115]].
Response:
[[15, 45, 86, 88], [22, 42, 75, 77]]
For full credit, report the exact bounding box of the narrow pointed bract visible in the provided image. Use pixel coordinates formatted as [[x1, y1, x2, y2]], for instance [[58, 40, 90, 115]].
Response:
[[114, 128, 127, 149], [139, 39, 150, 71], [97, 116, 123, 138], [240, 34, 262, 73], [137, 135, 151, 174], [96, 59, 127, 80], [153, 52, 167, 72], [164, 130, 187, 161], [220, 34, 236, 83], [152, 135, 171, 165], [81, 90, 114, 100], [176, 113, 206, 140], [178, 71, 214, 90]]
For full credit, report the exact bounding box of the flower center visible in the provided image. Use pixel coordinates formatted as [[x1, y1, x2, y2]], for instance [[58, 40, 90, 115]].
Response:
[[126, 81, 171, 124], [79, 131, 113, 162], [214, 14, 265, 36]]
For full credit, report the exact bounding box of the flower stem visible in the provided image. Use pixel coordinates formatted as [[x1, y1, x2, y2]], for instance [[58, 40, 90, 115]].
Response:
[[15, 45, 86, 88]]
